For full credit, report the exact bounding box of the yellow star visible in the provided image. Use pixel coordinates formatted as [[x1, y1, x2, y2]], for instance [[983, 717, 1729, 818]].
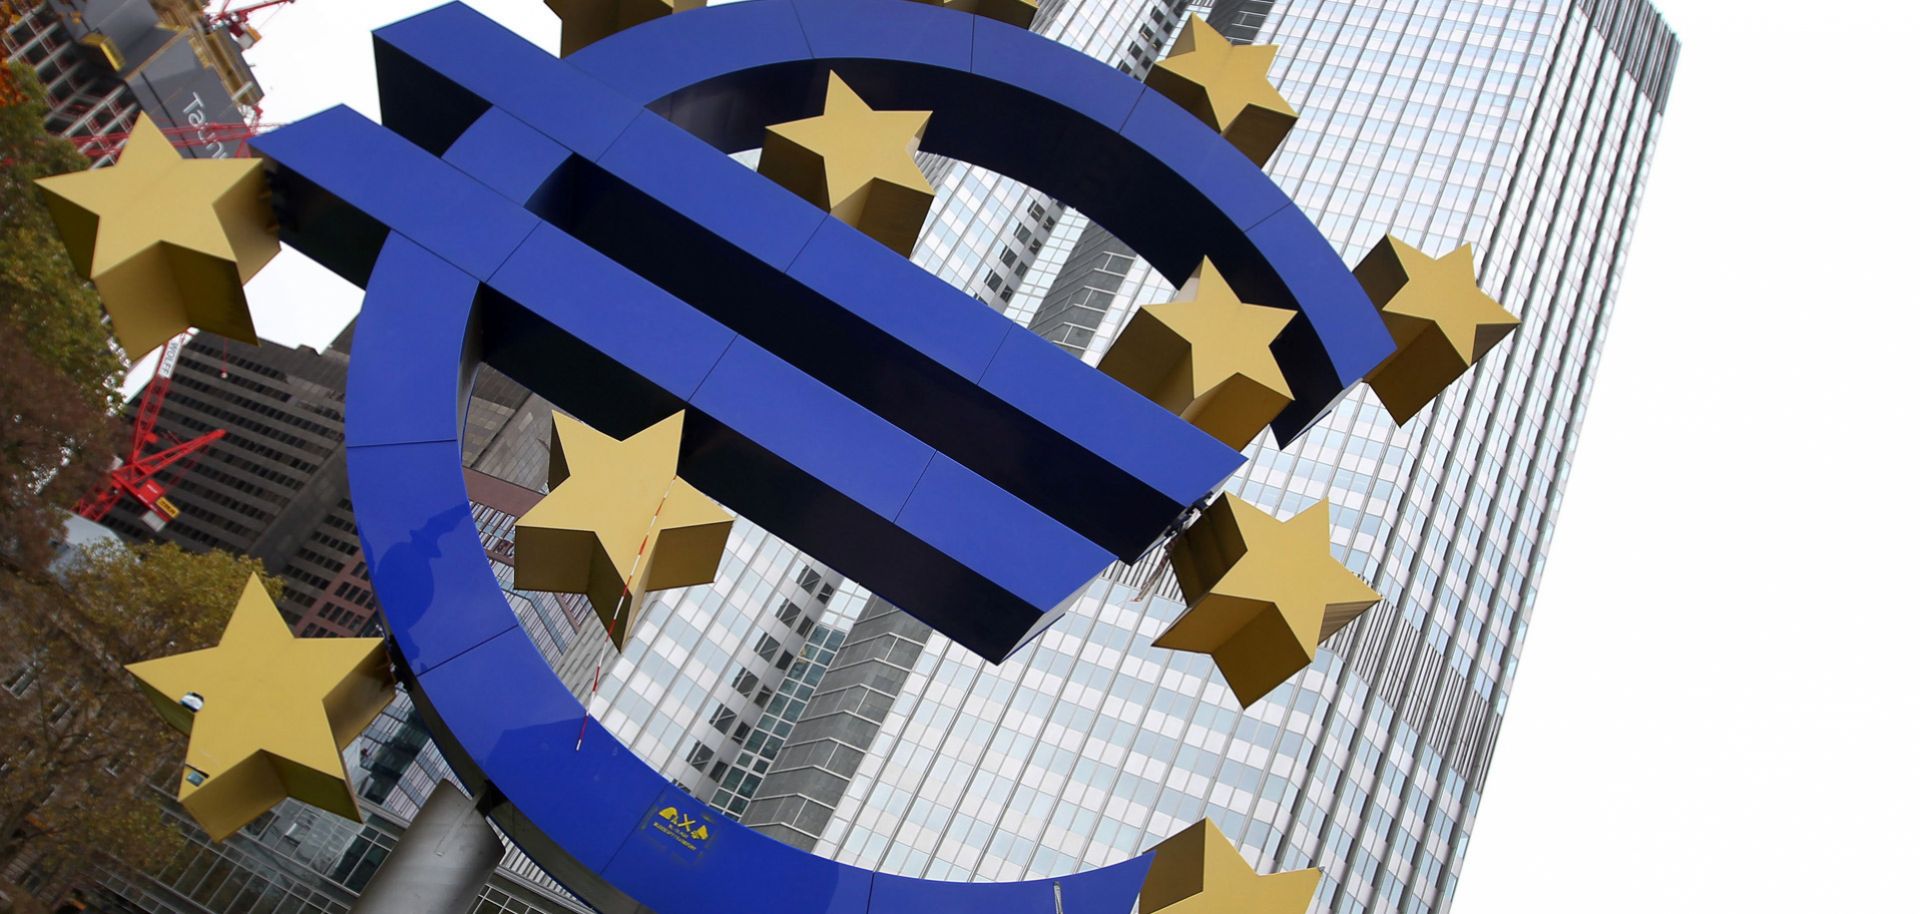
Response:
[[124, 574, 394, 843], [1146, 18, 1298, 164], [514, 412, 733, 648], [1139, 819, 1320, 914], [759, 72, 935, 256], [906, 0, 1038, 29], [34, 115, 278, 361], [1356, 237, 1520, 425], [1099, 258, 1297, 451], [544, 0, 704, 57], [1156, 498, 1379, 708]]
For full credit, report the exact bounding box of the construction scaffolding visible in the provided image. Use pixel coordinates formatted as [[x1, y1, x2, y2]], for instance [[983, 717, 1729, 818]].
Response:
[[1, 1, 266, 164]]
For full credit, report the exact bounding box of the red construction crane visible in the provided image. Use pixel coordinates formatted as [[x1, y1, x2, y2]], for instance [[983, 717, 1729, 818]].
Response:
[[75, 335, 228, 532], [0, 122, 273, 171], [208, 0, 298, 48], [66, 120, 272, 160]]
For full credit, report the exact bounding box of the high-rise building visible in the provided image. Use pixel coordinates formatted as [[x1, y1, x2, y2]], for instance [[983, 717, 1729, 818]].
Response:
[[571, 2, 1677, 913], [2, 0, 261, 162]]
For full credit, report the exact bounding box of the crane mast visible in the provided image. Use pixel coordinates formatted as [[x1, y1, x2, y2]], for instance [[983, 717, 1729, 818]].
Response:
[[75, 335, 228, 532]]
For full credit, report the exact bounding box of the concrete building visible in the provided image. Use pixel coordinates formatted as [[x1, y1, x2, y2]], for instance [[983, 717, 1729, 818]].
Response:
[[81, 461, 600, 914], [71, 335, 593, 913]]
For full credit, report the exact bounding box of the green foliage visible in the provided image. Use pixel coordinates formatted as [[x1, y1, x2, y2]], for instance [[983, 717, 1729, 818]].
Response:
[[0, 62, 267, 911], [0, 61, 124, 396], [0, 542, 281, 890], [0, 63, 124, 575], [0, 330, 117, 571], [59, 541, 284, 663]]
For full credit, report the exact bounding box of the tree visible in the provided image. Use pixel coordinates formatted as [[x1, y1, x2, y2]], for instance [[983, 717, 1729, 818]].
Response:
[[0, 332, 118, 573], [0, 541, 281, 907], [0, 61, 125, 392], [0, 63, 126, 570]]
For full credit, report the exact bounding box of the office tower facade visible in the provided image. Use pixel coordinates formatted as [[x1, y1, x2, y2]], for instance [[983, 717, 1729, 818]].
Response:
[[804, 2, 1676, 912], [561, 2, 1677, 914], [101, 335, 355, 606]]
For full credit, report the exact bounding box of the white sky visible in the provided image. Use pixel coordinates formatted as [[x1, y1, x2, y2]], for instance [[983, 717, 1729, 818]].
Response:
[[218, 1, 1917, 910], [1454, 1, 1919, 910]]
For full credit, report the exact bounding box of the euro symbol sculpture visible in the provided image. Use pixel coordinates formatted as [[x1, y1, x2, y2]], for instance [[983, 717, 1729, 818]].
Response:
[[247, 1, 1458, 911]]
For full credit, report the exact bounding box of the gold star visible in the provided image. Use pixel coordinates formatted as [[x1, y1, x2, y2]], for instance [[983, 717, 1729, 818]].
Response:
[[759, 72, 935, 256], [544, 0, 704, 57], [514, 412, 733, 648], [1099, 258, 1297, 451], [1156, 498, 1379, 708], [1146, 18, 1298, 164], [124, 574, 394, 843], [1139, 819, 1320, 914], [906, 0, 1038, 29], [1356, 237, 1520, 425], [34, 115, 277, 361]]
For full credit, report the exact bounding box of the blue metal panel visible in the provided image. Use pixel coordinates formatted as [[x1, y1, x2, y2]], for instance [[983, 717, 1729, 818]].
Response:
[[869, 854, 1156, 914], [779, 209, 1232, 559], [1118, 88, 1291, 233], [487, 223, 737, 405], [345, 437, 517, 676], [443, 108, 572, 206], [252, 106, 538, 283], [596, 109, 828, 270], [969, 16, 1147, 132], [687, 338, 933, 524], [556, 102, 1235, 559], [893, 455, 1110, 648], [600, 792, 875, 914], [374, 2, 643, 158], [415, 628, 665, 874], [568, 0, 813, 104], [788, 0, 974, 72], [783, 218, 1015, 383], [1246, 205, 1395, 385], [979, 327, 1245, 517], [343, 236, 477, 448]]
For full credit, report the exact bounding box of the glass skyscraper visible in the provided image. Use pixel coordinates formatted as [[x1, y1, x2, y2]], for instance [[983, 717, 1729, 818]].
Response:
[[489, 0, 1677, 912]]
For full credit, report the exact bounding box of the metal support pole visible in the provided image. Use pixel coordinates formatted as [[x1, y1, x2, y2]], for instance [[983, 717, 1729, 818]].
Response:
[[351, 781, 504, 914]]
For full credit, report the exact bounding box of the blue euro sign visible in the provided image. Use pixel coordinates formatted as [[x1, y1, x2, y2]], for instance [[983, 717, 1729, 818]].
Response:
[[252, 2, 1395, 911]]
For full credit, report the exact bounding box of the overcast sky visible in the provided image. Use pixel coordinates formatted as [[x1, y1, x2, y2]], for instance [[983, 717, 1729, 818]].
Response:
[[1453, 2, 1918, 910], [220, 1, 1915, 910]]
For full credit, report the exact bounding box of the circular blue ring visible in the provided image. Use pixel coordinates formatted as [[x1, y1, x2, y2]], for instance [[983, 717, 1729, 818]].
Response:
[[345, 2, 1390, 912]]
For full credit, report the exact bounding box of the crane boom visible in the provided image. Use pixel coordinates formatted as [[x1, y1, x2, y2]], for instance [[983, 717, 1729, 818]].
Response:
[[69, 121, 271, 161], [209, 0, 298, 39], [75, 335, 228, 531]]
